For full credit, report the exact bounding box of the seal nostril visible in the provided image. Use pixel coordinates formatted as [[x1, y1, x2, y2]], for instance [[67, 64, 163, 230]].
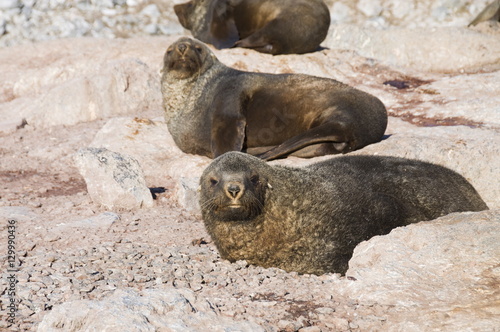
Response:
[[227, 184, 241, 198], [177, 43, 187, 54]]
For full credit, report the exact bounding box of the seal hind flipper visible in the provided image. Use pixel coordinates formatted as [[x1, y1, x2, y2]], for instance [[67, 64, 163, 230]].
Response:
[[256, 122, 356, 161]]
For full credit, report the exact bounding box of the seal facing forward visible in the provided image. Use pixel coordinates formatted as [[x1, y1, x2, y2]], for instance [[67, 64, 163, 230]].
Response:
[[199, 152, 488, 275], [161, 38, 388, 161], [174, 0, 330, 55]]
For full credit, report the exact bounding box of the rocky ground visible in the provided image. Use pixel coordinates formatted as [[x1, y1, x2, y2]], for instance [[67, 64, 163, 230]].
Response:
[[1, 1, 500, 331]]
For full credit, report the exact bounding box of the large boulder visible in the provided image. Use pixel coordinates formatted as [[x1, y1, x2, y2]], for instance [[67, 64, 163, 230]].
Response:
[[325, 24, 500, 73], [74, 147, 154, 210], [344, 209, 500, 331]]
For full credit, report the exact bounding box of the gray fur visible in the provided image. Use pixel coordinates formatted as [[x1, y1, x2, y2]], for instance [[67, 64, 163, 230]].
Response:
[[199, 152, 488, 275], [161, 38, 388, 160]]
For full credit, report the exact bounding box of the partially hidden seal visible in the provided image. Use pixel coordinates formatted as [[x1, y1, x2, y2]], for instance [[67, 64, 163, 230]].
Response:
[[161, 37, 388, 161], [199, 152, 488, 275], [173, 0, 331, 55]]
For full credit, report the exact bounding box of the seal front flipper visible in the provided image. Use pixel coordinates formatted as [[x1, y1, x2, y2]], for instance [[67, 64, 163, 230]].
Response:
[[211, 97, 247, 158], [210, 17, 240, 49], [208, 1, 240, 49], [255, 122, 356, 161]]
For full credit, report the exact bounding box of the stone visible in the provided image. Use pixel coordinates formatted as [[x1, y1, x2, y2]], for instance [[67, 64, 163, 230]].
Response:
[[74, 147, 154, 209], [24, 58, 159, 128], [0, 206, 37, 222], [37, 288, 265, 332], [176, 177, 201, 214], [357, 0, 383, 17], [90, 117, 211, 209], [325, 24, 500, 73], [0, 0, 20, 10], [344, 210, 500, 331], [0, 18, 6, 36], [68, 212, 120, 229], [0, 37, 167, 132]]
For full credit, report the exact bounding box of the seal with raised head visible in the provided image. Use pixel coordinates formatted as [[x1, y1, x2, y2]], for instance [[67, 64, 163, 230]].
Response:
[[174, 0, 331, 55], [161, 38, 388, 161], [199, 152, 488, 275]]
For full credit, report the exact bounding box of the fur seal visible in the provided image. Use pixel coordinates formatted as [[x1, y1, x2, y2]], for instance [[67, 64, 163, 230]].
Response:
[[161, 38, 388, 161], [199, 152, 488, 275], [173, 0, 331, 54], [468, 0, 500, 27]]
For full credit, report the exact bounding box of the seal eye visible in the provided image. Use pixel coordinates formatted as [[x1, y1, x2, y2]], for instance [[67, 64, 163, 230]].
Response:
[[195, 46, 203, 53], [250, 175, 259, 185], [210, 178, 219, 186]]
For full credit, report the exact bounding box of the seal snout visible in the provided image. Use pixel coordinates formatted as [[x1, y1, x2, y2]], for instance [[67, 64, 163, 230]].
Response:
[[225, 182, 244, 200], [176, 42, 188, 55]]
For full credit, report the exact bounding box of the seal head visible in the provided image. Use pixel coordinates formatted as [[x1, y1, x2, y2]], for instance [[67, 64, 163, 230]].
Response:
[[162, 37, 216, 80], [200, 152, 270, 222]]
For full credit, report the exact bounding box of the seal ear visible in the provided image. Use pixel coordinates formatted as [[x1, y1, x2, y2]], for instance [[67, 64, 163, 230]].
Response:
[[211, 97, 246, 157]]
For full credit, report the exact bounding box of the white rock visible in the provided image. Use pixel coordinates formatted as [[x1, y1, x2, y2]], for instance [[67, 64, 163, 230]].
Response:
[[344, 210, 500, 331], [37, 288, 265, 331], [74, 147, 154, 210], [140, 4, 160, 18], [176, 177, 201, 214], [144, 23, 158, 34], [24, 58, 160, 128], [126, 0, 139, 6], [0, 0, 20, 10], [325, 24, 500, 73], [330, 2, 354, 23], [47, 213, 120, 241], [357, 0, 382, 17], [0, 18, 6, 35], [68, 212, 120, 229], [0, 206, 37, 222], [90, 117, 211, 210]]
